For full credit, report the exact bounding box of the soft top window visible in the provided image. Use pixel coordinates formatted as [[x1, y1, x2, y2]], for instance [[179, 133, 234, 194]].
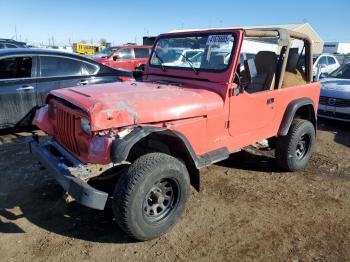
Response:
[[150, 33, 236, 72]]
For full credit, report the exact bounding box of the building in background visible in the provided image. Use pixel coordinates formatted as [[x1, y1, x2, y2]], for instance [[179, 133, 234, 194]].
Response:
[[143, 36, 156, 46], [323, 42, 350, 54], [248, 23, 324, 54]]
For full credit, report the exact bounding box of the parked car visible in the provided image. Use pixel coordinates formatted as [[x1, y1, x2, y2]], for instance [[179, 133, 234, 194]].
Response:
[[0, 39, 27, 49], [0, 48, 133, 129], [30, 28, 320, 241], [318, 63, 350, 122], [313, 53, 340, 78], [94, 45, 152, 71], [162, 49, 203, 67]]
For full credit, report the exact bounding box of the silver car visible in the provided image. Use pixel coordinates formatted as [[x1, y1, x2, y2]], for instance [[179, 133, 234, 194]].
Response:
[[318, 63, 350, 122]]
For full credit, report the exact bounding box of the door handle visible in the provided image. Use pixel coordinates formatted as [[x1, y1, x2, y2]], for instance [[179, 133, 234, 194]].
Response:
[[16, 85, 35, 91], [78, 80, 89, 86], [267, 98, 274, 105]]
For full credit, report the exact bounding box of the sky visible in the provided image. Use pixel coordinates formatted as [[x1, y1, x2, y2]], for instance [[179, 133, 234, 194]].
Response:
[[0, 0, 349, 46]]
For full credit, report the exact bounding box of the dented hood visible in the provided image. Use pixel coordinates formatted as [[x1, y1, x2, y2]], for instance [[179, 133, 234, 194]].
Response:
[[49, 81, 223, 131]]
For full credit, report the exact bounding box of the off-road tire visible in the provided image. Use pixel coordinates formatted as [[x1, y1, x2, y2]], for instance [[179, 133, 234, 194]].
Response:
[[112, 153, 191, 241], [275, 119, 315, 171]]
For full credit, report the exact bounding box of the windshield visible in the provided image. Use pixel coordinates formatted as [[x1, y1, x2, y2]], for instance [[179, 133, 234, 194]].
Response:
[[150, 33, 236, 71], [95, 46, 117, 58], [329, 63, 350, 79]]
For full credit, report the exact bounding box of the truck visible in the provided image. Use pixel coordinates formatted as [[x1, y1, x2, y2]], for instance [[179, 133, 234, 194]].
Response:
[[29, 27, 320, 241]]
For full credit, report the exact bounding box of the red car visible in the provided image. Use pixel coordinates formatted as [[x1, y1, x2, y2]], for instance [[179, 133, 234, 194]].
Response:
[[94, 45, 152, 71]]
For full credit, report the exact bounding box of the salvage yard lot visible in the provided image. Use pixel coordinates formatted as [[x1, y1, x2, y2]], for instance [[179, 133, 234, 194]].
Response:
[[0, 119, 349, 262]]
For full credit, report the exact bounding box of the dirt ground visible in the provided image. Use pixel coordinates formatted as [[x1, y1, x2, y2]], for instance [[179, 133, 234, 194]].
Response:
[[0, 119, 349, 262]]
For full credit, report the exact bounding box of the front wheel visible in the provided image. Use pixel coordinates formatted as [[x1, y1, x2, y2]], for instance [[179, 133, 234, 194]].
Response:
[[275, 119, 316, 171], [112, 153, 191, 241]]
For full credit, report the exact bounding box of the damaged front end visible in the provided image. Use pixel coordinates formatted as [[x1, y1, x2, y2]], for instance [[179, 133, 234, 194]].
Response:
[[29, 96, 141, 210], [28, 135, 110, 210]]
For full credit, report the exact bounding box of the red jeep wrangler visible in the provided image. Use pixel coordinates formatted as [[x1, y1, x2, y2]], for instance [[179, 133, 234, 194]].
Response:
[[29, 27, 320, 241]]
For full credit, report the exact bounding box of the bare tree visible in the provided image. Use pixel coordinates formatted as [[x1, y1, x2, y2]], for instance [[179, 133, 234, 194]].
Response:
[[100, 38, 107, 45]]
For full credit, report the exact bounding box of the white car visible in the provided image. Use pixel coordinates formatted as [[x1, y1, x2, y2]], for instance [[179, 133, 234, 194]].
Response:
[[318, 63, 350, 122], [162, 49, 203, 67], [313, 54, 340, 78]]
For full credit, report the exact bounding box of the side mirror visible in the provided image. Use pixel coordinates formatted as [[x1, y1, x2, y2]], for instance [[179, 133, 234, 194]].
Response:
[[232, 72, 244, 96], [136, 63, 145, 72], [113, 55, 120, 61], [320, 64, 326, 69]]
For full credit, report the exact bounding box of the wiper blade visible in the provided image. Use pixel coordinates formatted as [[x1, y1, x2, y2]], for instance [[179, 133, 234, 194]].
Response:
[[154, 51, 166, 71], [180, 53, 198, 74]]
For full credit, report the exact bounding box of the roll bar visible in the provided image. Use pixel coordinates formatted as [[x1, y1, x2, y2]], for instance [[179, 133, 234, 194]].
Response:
[[244, 28, 313, 88]]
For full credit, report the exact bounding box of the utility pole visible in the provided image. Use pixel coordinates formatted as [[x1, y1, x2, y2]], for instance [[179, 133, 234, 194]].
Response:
[[52, 36, 55, 46], [14, 25, 17, 40]]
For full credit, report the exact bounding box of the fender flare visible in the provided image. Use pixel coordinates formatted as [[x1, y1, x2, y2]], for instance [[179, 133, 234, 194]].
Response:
[[110, 126, 200, 166], [110, 126, 229, 192], [278, 97, 316, 136]]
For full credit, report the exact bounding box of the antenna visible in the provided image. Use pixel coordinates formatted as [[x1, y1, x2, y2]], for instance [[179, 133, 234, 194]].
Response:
[[14, 25, 17, 40]]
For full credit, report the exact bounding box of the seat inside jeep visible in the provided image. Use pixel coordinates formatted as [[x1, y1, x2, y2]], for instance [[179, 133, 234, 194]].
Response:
[[244, 51, 277, 93], [281, 48, 307, 88], [201, 53, 227, 70]]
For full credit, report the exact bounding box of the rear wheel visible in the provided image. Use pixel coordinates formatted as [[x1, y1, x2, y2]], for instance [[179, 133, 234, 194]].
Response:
[[275, 119, 315, 171], [112, 153, 191, 241]]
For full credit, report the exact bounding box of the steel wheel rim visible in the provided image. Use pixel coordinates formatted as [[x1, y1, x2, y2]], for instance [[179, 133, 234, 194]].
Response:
[[143, 178, 179, 223], [296, 133, 311, 160]]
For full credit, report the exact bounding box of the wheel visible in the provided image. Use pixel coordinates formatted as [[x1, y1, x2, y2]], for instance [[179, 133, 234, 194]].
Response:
[[275, 119, 315, 171], [112, 153, 191, 241]]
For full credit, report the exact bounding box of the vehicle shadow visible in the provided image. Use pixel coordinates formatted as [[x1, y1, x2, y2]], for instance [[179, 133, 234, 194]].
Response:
[[0, 126, 38, 144], [0, 209, 25, 233], [318, 118, 350, 148], [0, 132, 135, 244], [0, 179, 135, 244], [216, 149, 286, 173]]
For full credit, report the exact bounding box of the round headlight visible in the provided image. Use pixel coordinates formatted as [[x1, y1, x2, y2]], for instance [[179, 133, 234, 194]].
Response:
[[80, 117, 91, 134]]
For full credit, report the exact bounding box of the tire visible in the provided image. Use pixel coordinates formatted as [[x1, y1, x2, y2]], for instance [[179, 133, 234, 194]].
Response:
[[275, 119, 315, 171], [112, 152, 191, 241]]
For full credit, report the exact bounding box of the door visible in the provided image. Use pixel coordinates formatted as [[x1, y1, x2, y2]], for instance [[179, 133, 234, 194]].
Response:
[[229, 89, 276, 142], [0, 56, 37, 128], [36, 56, 98, 105], [110, 48, 135, 71]]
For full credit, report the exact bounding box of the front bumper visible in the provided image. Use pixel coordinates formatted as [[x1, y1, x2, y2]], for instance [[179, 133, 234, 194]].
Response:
[[318, 104, 350, 122], [28, 136, 108, 210]]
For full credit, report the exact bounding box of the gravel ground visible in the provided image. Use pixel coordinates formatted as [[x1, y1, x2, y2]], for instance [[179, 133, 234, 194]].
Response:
[[0, 119, 349, 262]]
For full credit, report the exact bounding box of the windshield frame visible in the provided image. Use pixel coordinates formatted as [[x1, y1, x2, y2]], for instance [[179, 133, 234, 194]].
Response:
[[148, 32, 238, 73]]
